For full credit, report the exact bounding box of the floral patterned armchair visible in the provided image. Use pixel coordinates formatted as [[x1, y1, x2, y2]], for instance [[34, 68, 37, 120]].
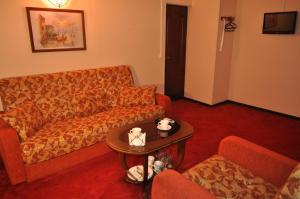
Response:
[[152, 136, 299, 199]]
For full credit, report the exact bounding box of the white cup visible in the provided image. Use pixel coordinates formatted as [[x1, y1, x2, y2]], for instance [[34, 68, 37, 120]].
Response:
[[130, 127, 142, 135], [161, 119, 169, 123], [164, 117, 175, 124], [158, 120, 169, 130], [148, 156, 155, 167], [154, 160, 164, 172]]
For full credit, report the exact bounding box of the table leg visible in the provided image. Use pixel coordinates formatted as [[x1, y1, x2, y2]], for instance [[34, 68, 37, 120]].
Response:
[[173, 140, 186, 170], [143, 155, 150, 199], [118, 153, 129, 170], [143, 155, 149, 186]]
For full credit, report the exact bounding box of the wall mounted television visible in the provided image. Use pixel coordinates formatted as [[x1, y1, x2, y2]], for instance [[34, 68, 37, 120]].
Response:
[[263, 11, 298, 34]]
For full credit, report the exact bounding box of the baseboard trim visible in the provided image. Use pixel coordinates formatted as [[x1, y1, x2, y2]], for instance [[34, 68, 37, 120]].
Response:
[[227, 100, 300, 120], [182, 97, 227, 107], [181, 97, 300, 120]]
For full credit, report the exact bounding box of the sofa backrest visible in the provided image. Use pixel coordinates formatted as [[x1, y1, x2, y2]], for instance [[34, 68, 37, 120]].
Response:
[[0, 65, 134, 123]]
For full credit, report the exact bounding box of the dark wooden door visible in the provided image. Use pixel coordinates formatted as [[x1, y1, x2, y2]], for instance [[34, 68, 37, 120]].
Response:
[[165, 5, 188, 100]]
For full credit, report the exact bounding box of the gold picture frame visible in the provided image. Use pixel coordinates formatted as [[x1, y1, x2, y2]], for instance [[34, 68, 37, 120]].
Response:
[[26, 7, 86, 53]]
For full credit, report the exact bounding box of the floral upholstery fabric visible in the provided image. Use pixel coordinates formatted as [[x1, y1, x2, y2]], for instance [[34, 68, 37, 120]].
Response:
[[119, 85, 156, 107], [0, 65, 166, 165], [183, 155, 278, 199], [0, 101, 44, 142], [21, 105, 164, 164], [275, 164, 300, 199], [0, 65, 134, 123], [72, 91, 107, 117]]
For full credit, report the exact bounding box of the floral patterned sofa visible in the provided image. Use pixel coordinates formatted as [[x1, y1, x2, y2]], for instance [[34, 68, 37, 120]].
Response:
[[0, 65, 171, 185], [152, 136, 299, 199]]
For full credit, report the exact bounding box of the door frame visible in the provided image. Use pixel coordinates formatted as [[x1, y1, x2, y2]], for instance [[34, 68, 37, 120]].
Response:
[[160, 0, 192, 94]]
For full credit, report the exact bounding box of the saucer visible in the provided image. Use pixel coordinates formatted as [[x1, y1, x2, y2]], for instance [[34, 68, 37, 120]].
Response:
[[157, 125, 172, 131], [127, 165, 153, 181], [163, 118, 175, 124]]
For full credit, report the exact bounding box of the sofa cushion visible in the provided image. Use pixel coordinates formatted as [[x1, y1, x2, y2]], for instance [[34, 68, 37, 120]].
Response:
[[119, 85, 156, 107], [34, 92, 75, 123], [0, 101, 44, 142], [275, 164, 300, 199], [100, 66, 134, 108], [21, 105, 164, 164], [183, 155, 278, 199], [0, 65, 134, 123], [72, 91, 107, 117]]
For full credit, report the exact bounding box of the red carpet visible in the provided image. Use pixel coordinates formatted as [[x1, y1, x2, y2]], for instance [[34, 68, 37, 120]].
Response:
[[0, 100, 299, 198]]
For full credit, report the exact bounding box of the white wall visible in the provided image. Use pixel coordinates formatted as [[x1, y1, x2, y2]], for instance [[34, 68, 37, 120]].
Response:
[[185, 0, 300, 117], [184, 0, 236, 105], [212, 0, 236, 104], [1, 0, 299, 117], [0, 0, 164, 91], [184, 0, 220, 104], [229, 0, 300, 117]]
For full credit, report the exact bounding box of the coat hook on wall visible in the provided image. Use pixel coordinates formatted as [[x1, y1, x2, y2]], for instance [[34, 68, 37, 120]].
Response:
[[221, 16, 238, 32], [219, 16, 237, 52]]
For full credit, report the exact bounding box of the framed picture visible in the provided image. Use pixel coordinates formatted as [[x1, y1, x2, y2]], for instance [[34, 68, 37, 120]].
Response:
[[26, 7, 86, 52]]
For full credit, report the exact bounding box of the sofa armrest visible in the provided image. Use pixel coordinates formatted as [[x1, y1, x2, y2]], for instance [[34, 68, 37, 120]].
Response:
[[0, 118, 9, 128], [152, 170, 216, 199], [0, 127, 26, 185], [218, 136, 298, 187], [155, 93, 172, 116]]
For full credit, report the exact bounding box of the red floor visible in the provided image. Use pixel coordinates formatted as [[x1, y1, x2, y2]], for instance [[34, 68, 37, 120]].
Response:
[[0, 100, 299, 198]]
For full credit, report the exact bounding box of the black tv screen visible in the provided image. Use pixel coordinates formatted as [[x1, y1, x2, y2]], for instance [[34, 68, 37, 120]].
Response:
[[263, 11, 297, 34]]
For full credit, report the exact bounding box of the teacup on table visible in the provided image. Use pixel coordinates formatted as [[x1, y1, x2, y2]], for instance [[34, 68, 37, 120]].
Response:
[[162, 117, 175, 124], [130, 127, 142, 135], [157, 120, 171, 131], [128, 127, 145, 146]]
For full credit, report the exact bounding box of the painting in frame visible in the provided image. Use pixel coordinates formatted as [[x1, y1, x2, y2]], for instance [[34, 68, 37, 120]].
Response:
[[26, 7, 86, 53]]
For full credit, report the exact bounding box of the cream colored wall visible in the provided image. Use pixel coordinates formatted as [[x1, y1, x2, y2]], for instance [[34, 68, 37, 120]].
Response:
[[229, 0, 300, 117], [1, 0, 299, 117], [184, 0, 220, 104], [0, 0, 164, 91], [212, 0, 236, 104]]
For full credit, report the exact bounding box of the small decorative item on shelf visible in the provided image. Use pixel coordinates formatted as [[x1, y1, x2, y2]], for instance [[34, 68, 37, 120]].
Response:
[[128, 127, 146, 146], [127, 165, 153, 182], [154, 152, 173, 172], [153, 160, 164, 173], [148, 155, 155, 167]]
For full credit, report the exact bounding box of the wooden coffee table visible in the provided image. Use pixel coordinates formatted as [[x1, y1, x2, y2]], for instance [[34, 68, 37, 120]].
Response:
[[106, 118, 193, 185]]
